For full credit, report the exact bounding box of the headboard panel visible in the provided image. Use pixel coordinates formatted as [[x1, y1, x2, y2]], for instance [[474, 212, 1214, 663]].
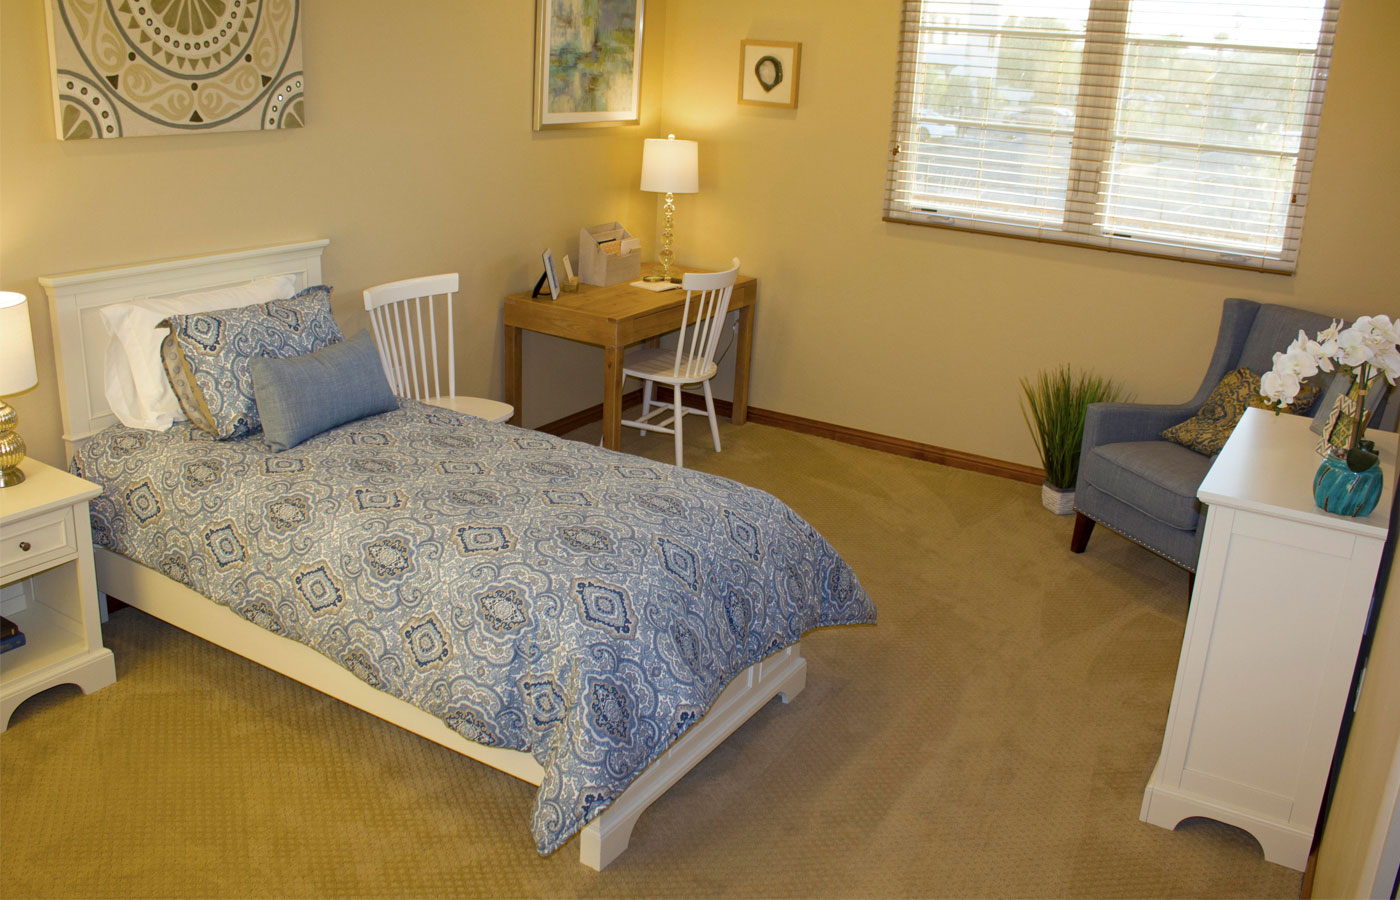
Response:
[[41, 240, 329, 458]]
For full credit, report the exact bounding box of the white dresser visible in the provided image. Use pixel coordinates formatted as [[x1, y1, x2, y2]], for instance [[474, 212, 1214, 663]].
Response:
[[1141, 407, 1396, 870]]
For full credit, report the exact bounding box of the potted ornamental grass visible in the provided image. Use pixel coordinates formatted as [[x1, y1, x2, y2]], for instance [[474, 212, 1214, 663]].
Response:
[[1021, 366, 1130, 514]]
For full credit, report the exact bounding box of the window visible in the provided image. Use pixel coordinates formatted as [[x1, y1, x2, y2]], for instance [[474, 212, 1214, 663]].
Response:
[[884, 0, 1339, 273]]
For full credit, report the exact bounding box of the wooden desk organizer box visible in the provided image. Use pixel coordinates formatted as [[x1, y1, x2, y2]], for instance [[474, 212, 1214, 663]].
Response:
[[579, 222, 640, 287]]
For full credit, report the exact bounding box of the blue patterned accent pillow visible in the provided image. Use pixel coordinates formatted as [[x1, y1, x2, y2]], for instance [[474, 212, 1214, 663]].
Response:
[[165, 285, 343, 439]]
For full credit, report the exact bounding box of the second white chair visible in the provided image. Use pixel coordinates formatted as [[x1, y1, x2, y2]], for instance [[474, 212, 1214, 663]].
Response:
[[363, 274, 514, 424], [620, 259, 741, 468]]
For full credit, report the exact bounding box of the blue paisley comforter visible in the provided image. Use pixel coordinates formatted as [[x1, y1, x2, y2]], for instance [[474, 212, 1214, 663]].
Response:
[[73, 401, 875, 854]]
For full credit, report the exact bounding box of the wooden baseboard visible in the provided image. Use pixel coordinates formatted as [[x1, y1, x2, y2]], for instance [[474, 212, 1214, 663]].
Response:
[[535, 389, 646, 436], [742, 405, 1044, 485], [536, 389, 1044, 485]]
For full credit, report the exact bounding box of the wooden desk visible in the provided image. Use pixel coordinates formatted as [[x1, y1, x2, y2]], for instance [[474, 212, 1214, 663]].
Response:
[[503, 266, 757, 450]]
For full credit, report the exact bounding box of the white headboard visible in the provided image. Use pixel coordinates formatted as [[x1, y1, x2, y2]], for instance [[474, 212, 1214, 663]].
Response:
[[41, 240, 330, 457]]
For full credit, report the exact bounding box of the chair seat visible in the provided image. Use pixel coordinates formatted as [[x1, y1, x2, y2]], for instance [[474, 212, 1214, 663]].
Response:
[[426, 395, 514, 424], [622, 348, 718, 385], [1079, 440, 1215, 532]]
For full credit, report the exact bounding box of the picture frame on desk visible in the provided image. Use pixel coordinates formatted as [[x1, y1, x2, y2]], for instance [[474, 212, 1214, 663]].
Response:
[[542, 250, 559, 300], [533, 0, 645, 130]]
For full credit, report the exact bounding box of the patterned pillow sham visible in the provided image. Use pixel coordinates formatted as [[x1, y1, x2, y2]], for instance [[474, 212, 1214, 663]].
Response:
[[164, 285, 343, 439], [159, 331, 215, 433], [1161, 367, 1319, 456]]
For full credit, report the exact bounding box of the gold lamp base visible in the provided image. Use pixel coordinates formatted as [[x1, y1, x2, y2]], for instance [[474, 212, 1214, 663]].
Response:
[[646, 191, 679, 283], [0, 399, 26, 487]]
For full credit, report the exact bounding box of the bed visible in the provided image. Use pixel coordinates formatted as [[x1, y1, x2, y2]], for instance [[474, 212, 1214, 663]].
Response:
[[42, 240, 875, 869]]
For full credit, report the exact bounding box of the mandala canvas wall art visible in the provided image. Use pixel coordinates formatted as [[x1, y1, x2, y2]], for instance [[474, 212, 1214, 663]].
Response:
[[44, 0, 304, 140], [533, 0, 643, 130]]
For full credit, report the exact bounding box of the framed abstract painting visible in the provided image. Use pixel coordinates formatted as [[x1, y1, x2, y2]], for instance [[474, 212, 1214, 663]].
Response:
[[533, 0, 644, 130]]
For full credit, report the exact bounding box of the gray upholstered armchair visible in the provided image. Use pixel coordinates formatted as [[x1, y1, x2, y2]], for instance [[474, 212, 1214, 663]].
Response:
[[1071, 298, 1391, 575]]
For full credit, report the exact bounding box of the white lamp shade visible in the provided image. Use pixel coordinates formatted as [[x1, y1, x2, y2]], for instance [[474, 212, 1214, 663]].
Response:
[[0, 292, 38, 396], [640, 135, 699, 194]]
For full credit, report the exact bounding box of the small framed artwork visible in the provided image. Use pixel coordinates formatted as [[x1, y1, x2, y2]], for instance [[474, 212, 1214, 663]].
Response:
[[738, 40, 801, 109], [543, 250, 560, 300], [534, 0, 645, 130]]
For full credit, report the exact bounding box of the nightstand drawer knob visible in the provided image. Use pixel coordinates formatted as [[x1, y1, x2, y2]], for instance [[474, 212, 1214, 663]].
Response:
[[18, 541, 30, 552]]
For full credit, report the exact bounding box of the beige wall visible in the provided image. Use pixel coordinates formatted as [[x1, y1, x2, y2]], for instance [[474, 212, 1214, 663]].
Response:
[[8, 2, 1397, 470], [658, 0, 1400, 467], [0, 0, 667, 467]]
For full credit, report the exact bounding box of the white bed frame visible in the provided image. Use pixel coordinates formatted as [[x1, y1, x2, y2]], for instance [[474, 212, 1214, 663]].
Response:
[[40, 241, 808, 870]]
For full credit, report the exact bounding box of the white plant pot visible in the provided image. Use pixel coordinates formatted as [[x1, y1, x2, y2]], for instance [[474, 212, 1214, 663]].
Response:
[[1041, 481, 1075, 515]]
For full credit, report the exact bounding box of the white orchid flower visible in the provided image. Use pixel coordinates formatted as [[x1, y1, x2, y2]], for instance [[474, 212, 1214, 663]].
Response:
[[1307, 341, 1336, 372], [1373, 315, 1400, 346], [1261, 369, 1301, 405], [1290, 331, 1331, 375], [1353, 316, 1386, 348], [1274, 344, 1319, 379], [1314, 337, 1338, 371], [1336, 328, 1375, 368], [1289, 346, 1319, 378], [1262, 314, 1397, 417], [1374, 347, 1400, 384]]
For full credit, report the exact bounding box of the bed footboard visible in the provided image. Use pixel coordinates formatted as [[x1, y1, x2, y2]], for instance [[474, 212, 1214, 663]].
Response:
[[96, 547, 807, 869], [579, 642, 806, 870]]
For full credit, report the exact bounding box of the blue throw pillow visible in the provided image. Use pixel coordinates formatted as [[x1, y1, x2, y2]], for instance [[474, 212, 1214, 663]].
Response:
[[251, 330, 399, 452]]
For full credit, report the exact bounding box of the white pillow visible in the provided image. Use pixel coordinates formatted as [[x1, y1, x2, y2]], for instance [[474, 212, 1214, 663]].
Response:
[[99, 274, 299, 430]]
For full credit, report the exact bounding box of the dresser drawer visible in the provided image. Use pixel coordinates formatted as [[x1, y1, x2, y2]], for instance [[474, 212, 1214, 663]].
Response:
[[0, 507, 78, 583]]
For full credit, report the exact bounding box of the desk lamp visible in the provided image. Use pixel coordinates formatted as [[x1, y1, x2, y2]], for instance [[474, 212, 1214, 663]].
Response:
[[640, 134, 699, 283], [0, 292, 38, 487]]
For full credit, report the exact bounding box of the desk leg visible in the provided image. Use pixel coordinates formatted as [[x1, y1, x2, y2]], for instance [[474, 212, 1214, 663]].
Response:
[[603, 345, 624, 450], [732, 305, 754, 425], [505, 325, 523, 427]]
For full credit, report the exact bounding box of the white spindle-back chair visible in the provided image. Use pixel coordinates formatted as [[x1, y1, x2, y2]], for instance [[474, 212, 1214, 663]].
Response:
[[620, 259, 741, 467], [363, 274, 513, 424]]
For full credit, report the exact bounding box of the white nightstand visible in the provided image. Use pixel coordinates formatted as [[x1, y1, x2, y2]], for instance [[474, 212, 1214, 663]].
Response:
[[0, 457, 115, 730]]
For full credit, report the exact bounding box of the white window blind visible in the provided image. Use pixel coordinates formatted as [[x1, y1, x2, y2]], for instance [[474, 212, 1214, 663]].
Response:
[[884, 0, 1339, 273]]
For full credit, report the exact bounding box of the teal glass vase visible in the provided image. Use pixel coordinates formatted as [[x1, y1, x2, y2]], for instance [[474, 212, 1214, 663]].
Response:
[[1313, 454, 1384, 518]]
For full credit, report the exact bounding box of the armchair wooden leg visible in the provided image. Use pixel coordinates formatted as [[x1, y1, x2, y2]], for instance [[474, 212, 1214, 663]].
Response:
[[1070, 512, 1095, 553]]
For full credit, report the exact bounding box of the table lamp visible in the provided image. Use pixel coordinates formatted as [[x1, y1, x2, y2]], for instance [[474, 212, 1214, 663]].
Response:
[[0, 292, 38, 487], [640, 134, 699, 283]]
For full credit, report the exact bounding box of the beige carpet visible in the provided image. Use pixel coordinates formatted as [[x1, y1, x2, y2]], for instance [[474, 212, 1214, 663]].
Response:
[[0, 420, 1305, 899]]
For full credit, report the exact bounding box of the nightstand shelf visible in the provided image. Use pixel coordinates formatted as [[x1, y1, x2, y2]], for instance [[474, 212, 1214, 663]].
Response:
[[0, 458, 114, 730]]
